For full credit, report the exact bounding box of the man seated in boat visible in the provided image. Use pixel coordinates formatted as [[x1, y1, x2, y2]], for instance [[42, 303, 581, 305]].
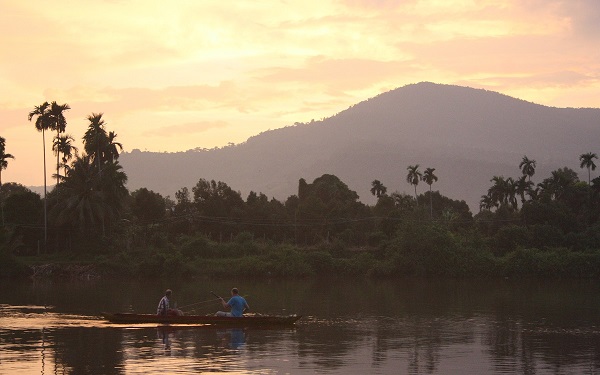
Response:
[[157, 289, 184, 316], [216, 288, 250, 317]]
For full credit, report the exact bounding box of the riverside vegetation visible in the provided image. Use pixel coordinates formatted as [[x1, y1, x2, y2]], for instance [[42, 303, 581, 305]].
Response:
[[0, 103, 599, 280]]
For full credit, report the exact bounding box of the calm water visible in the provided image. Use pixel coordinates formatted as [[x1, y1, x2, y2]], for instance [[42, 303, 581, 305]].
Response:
[[1, 277, 600, 374]]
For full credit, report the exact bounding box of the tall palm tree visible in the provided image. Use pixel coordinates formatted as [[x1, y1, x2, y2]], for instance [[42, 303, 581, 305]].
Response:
[[0, 136, 15, 226], [104, 131, 123, 163], [406, 165, 422, 205], [48, 102, 70, 186], [519, 156, 536, 181], [52, 134, 78, 180], [579, 152, 598, 186], [28, 101, 52, 245], [422, 167, 438, 218], [83, 113, 108, 175], [370, 180, 387, 198]]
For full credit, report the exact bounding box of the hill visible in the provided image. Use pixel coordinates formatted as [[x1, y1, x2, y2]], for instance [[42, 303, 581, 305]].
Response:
[[119, 82, 600, 211]]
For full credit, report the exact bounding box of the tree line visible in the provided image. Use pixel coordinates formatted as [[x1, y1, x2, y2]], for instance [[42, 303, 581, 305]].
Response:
[[0, 103, 599, 279]]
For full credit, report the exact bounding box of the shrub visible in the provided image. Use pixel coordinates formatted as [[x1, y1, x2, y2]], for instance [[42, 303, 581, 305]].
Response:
[[492, 225, 531, 256]]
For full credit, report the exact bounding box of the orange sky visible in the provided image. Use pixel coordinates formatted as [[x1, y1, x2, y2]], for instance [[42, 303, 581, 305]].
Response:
[[1, 0, 599, 187]]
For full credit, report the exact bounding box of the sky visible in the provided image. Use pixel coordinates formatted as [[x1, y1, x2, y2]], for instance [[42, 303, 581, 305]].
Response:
[[1, 0, 599, 187]]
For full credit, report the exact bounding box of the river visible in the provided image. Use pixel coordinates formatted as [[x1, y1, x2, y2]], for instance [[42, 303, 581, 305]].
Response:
[[1, 277, 599, 374]]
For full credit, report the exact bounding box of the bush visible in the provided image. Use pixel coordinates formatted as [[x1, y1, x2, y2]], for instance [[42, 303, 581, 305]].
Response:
[[305, 251, 335, 273], [179, 235, 216, 259], [492, 225, 531, 256]]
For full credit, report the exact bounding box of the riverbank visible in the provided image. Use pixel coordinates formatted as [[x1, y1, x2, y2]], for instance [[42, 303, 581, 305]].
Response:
[[3, 238, 600, 280]]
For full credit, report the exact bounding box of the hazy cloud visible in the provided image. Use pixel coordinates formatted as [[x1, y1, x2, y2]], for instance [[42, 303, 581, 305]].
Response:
[[2, 0, 600, 186]]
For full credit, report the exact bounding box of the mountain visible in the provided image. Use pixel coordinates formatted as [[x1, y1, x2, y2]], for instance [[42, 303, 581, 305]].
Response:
[[119, 82, 600, 211]]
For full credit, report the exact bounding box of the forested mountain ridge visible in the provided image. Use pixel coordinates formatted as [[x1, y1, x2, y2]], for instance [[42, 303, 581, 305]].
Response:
[[119, 82, 600, 210]]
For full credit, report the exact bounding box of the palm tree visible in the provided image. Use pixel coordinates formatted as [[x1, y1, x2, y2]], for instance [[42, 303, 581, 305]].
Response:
[[28, 101, 52, 245], [519, 156, 536, 181], [488, 176, 512, 208], [538, 167, 578, 201], [50, 155, 106, 233], [406, 165, 422, 205], [579, 152, 598, 186], [506, 177, 518, 209], [479, 194, 494, 211], [50, 154, 128, 235], [0, 136, 15, 226], [104, 131, 123, 163], [514, 175, 534, 206], [52, 134, 78, 180], [83, 113, 108, 175], [422, 167, 438, 218], [370, 180, 387, 198], [0, 136, 14, 186], [48, 102, 70, 186]]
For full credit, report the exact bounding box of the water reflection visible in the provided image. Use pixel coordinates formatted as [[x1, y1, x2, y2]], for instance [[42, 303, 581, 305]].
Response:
[[2, 278, 600, 374]]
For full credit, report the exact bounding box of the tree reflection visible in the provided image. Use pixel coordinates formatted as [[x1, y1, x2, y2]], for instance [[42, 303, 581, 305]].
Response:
[[52, 327, 124, 374]]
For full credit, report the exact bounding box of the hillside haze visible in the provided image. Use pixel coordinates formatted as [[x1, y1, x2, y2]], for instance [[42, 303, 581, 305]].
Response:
[[119, 82, 600, 211]]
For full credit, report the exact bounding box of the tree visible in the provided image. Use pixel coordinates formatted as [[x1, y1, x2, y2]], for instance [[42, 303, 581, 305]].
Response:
[[49, 154, 128, 235], [487, 176, 517, 209], [52, 134, 78, 180], [28, 101, 52, 246], [519, 156, 536, 181], [105, 131, 123, 163], [370, 180, 387, 198], [0, 136, 15, 226], [422, 167, 438, 218], [514, 175, 534, 206], [83, 113, 108, 175], [538, 167, 579, 202], [49, 155, 106, 233], [130, 188, 166, 223], [479, 194, 494, 211], [391, 192, 415, 211], [48, 101, 70, 185], [579, 152, 598, 186], [406, 165, 422, 205], [0, 136, 14, 188]]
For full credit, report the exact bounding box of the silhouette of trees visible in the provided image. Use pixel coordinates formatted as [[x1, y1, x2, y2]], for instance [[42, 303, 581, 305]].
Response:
[[422, 167, 438, 218], [370, 180, 387, 198], [519, 156, 536, 181], [579, 152, 598, 186], [48, 102, 70, 186], [28, 102, 52, 246], [52, 134, 78, 180], [406, 165, 422, 204], [0, 137, 15, 226]]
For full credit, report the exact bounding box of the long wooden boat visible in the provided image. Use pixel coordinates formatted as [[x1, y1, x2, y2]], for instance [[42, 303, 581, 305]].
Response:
[[101, 312, 302, 326]]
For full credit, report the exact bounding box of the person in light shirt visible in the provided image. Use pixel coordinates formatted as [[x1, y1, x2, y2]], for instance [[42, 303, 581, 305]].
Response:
[[157, 289, 183, 316]]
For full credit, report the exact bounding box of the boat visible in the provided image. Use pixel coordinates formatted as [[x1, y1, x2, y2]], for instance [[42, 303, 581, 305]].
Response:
[[101, 312, 302, 326]]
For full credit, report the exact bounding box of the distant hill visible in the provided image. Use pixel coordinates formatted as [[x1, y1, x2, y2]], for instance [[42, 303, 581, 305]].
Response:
[[119, 82, 600, 211]]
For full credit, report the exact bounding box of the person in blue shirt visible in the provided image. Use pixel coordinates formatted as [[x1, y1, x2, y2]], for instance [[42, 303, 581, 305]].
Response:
[[216, 288, 250, 317]]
